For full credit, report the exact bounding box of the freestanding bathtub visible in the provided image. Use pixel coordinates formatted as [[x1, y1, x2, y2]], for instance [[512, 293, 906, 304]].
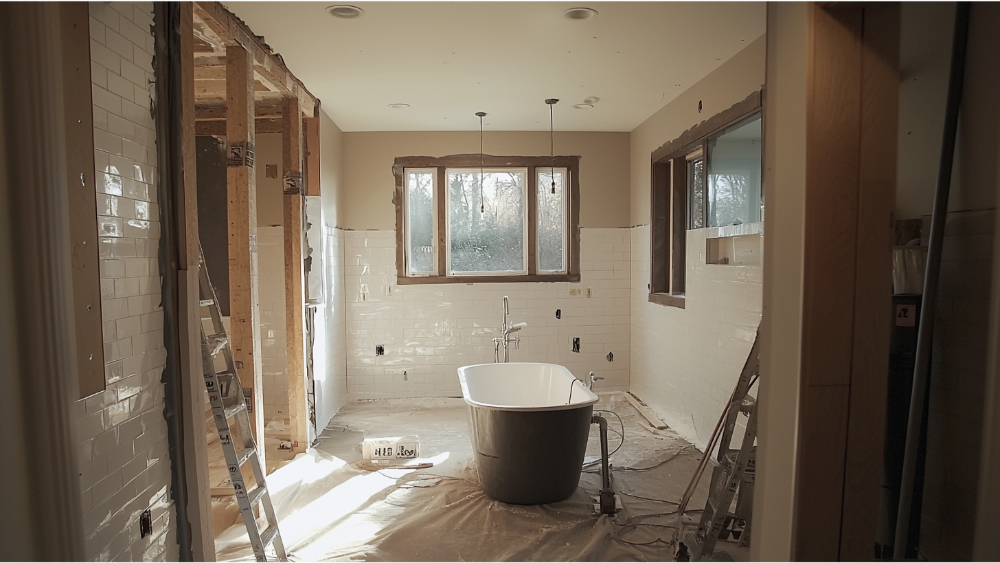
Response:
[[457, 362, 599, 505]]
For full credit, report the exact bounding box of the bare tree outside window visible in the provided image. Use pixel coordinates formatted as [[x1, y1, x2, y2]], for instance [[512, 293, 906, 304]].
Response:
[[448, 169, 526, 273], [406, 170, 435, 274]]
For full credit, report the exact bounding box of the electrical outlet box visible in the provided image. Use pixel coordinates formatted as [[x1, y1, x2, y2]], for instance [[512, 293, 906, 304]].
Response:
[[586, 288, 592, 298], [139, 509, 152, 539], [572, 337, 580, 353]]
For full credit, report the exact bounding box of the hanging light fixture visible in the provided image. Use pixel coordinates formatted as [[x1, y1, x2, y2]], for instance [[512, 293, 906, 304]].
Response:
[[545, 99, 559, 194], [476, 111, 487, 214]]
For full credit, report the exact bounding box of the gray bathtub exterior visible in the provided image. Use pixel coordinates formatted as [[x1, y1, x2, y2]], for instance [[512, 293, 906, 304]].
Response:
[[466, 402, 594, 505]]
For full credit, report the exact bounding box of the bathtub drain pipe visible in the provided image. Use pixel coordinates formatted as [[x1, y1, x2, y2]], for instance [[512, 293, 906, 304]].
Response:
[[592, 415, 617, 515]]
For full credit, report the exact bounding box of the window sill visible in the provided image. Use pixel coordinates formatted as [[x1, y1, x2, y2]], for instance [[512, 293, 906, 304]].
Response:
[[699, 221, 763, 239], [397, 273, 580, 285], [648, 292, 686, 309]]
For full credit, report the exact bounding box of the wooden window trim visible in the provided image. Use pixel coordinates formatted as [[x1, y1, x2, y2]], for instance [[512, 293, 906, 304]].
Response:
[[649, 90, 763, 309], [393, 154, 581, 285]]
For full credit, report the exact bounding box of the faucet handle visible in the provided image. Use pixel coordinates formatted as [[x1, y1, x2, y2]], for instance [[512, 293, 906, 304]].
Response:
[[588, 371, 604, 390]]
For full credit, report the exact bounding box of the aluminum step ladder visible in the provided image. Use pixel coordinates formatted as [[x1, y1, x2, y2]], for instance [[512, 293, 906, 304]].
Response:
[[198, 249, 287, 562], [688, 333, 759, 559]]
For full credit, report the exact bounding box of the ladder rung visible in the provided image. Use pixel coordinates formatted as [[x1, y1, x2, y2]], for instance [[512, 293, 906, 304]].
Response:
[[247, 486, 266, 507], [225, 402, 246, 419], [237, 447, 256, 466], [259, 526, 279, 548], [200, 299, 214, 307]]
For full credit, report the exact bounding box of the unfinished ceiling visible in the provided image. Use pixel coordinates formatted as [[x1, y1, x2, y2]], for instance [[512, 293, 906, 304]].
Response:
[[221, 1, 765, 132]]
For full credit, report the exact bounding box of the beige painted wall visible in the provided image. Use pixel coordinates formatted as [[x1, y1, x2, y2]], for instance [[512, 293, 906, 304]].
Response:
[[340, 130, 630, 231], [255, 132, 284, 227], [320, 109, 344, 228], [752, 3, 806, 560], [629, 35, 766, 226], [897, 3, 1000, 221]]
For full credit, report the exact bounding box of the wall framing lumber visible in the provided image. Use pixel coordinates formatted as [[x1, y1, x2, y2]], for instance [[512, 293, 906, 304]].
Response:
[[226, 43, 265, 466], [175, 3, 216, 559], [192, 1, 317, 116], [195, 118, 282, 136], [58, 2, 104, 398], [283, 97, 309, 453]]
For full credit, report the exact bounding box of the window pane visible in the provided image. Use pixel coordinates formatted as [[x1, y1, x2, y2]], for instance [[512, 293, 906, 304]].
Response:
[[406, 170, 435, 274], [537, 168, 567, 272], [448, 169, 526, 273], [688, 159, 705, 229], [707, 114, 762, 227]]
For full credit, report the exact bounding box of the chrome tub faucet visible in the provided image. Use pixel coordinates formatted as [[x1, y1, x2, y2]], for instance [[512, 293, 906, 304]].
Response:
[[494, 295, 526, 363]]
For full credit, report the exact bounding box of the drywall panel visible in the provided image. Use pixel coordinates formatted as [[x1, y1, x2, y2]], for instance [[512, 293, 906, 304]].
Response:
[[317, 109, 348, 429], [342, 131, 630, 231], [320, 110, 344, 229], [256, 132, 284, 227], [196, 135, 229, 315]]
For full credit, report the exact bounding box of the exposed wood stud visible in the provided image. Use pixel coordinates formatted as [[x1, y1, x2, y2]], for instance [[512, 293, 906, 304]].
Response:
[[225, 43, 266, 470], [282, 97, 308, 454], [175, 3, 216, 558], [195, 118, 283, 136], [58, 2, 104, 398], [192, 1, 317, 115]]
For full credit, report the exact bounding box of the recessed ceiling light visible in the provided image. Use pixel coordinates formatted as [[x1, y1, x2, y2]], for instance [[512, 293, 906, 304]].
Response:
[[563, 7, 598, 20], [573, 104, 594, 110], [388, 103, 409, 109], [327, 5, 364, 19]]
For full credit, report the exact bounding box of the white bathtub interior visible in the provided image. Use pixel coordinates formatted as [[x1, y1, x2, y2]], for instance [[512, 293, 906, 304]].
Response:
[[458, 362, 599, 409]]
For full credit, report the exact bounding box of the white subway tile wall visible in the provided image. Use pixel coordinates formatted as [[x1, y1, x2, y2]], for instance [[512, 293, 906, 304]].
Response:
[[920, 210, 993, 561], [257, 227, 289, 420], [629, 225, 763, 450], [316, 226, 348, 429], [73, 3, 177, 561], [344, 228, 631, 399]]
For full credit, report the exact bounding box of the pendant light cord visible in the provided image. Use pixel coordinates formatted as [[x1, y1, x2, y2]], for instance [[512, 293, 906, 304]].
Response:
[[477, 112, 486, 213], [545, 99, 559, 194]]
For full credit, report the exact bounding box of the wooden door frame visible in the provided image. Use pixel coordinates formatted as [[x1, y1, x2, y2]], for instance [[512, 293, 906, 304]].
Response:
[[792, 3, 900, 560]]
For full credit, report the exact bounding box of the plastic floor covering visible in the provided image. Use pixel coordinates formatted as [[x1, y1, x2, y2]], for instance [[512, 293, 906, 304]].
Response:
[[212, 393, 750, 562]]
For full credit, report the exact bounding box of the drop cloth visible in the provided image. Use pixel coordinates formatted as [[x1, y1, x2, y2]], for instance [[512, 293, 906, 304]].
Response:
[[213, 394, 749, 562]]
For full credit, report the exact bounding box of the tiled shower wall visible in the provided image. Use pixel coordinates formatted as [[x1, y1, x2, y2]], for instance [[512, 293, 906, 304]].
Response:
[[629, 225, 763, 450], [344, 228, 631, 398], [258, 226, 289, 420], [71, 2, 177, 561], [920, 210, 993, 560], [316, 226, 348, 429]]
